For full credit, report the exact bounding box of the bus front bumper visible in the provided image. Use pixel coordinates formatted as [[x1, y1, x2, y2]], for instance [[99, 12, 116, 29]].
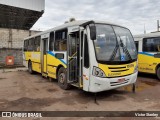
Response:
[[88, 72, 138, 93]]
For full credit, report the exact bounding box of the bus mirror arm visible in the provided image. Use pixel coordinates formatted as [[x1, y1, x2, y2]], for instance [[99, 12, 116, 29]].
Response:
[[90, 25, 96, 40], [80, 21, 96, 40]]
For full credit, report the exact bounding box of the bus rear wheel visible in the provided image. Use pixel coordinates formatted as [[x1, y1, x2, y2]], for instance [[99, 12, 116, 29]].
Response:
[[28, 61, 34, 74], [156, 67, 160, 80], [58, 67, 70, 90]]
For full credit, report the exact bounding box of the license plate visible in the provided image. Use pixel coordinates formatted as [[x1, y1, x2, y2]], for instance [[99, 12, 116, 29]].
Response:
[[117, 78, 125, 83]]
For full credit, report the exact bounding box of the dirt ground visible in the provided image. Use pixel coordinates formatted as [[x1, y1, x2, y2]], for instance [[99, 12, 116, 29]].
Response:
[[0, 69, 160, 120]]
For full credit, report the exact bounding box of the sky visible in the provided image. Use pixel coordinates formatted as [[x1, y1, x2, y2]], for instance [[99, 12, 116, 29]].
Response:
[[31, 0, 160, 35]]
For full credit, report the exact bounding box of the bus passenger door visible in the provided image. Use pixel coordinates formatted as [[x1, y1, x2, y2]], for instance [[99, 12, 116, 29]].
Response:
[[67, 27, 84, 86], [68, 31, 79, 83], [41, 38, 49, 74]]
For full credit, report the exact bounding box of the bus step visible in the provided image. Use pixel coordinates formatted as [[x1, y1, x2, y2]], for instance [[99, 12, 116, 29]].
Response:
[[71, 83, 80, 88], [68, 80, 78, 84], [42, 72, 48, 78], [68, 81, 79, 87]]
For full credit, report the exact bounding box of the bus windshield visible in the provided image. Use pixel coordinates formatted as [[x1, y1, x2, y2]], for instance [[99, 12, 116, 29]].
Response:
[[93, 24, 137, 63]]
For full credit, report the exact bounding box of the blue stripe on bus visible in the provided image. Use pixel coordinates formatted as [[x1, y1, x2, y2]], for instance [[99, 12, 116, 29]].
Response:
[[47, 51, 67, 65], [138, 52, 154, 56]]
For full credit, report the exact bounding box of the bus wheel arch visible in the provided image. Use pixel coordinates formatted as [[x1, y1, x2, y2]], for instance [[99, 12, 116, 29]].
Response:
[[57, 65, 70, 90], [56, 65, 64, 79], [156, 64, 160, 80]]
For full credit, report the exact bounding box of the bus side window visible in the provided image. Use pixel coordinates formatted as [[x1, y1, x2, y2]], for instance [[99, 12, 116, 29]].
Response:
[[143, 38, 157, 52], [135, 41, 139, 51], [55, 29, 67, 51], [24, 40, 28, 51], [28, 39, 34, 51], [35, 36, 41, 52], [32, 38, 35, 51], [33, 37, 36, 51], [84, 34, 89, 68], [49, 32, 54, 51]]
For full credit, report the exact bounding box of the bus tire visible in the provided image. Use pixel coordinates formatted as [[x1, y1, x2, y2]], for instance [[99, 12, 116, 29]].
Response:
[[156, 67, 160, 80], [28, 61, 34, 74], [58, 67, 70, 90]]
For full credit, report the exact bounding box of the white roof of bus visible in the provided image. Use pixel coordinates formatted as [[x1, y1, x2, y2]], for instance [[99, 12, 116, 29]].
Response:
[[25, 20, 126, 40], [134, 32, 160, 41]]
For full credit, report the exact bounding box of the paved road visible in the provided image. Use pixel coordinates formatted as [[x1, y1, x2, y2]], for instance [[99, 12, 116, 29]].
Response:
[[0, 70, 159, 120]]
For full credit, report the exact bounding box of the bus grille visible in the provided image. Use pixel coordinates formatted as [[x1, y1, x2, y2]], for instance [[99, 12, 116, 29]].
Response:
[[108, 66, 129, 72], [110, 79, 129, 86]]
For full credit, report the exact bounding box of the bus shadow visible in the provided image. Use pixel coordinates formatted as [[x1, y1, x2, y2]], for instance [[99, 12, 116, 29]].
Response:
[[70, 88, 129, 104], [138, 72, 158, 80], [26, 71, 132, 102], [137, 72, 160, 86]]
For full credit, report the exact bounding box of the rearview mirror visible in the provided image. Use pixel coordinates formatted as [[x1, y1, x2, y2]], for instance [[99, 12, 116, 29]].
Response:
[[90, 24, 96, 40]]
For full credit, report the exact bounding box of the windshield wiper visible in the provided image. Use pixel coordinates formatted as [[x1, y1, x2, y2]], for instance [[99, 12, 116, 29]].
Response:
[[118, 35, 132, 60], [109, 43, 119, 61]]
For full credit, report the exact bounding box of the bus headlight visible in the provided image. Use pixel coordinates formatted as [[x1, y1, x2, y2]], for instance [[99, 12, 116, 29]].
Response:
[[93, 67, 106, 78]]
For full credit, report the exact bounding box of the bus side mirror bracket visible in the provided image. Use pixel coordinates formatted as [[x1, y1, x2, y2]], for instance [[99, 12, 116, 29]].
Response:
[[55, 53, 64, 59], [90, 24, 96, 40]]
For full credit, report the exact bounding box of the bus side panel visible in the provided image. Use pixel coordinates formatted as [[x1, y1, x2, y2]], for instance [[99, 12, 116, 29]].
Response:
[[31, 52, 41, 73], [32, 62, 41, 73], [47, 66, 56, 78], [24, 52, 30, 61], [47, 52, 67, 79], [24, 52, 31, 69], [47, 52, 67, 67], [138, 53, 157, 74], [24, 52, 41, 73]]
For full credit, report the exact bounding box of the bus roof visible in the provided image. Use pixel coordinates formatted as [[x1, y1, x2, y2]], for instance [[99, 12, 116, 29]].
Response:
[[134, 32, 160, 41], [25, 20, 126, 40]]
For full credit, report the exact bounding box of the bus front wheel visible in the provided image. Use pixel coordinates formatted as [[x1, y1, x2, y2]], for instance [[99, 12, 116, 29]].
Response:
[[28, 61, 34, 74], [58, 67, 70, 90], [156, 67, 160, 80]]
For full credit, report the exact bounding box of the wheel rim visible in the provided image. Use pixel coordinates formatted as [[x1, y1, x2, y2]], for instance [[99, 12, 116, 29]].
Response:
[[59, 73, 65, 84]]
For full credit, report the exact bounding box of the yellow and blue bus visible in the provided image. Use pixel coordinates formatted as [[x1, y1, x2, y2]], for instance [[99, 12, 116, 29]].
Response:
[[134, 32, 160, 80], [23, 20, 138, 92]]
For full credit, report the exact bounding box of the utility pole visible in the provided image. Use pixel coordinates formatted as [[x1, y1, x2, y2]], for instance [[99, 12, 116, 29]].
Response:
[[157, 20, 160, 31], [144, 24, 146, 34]]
